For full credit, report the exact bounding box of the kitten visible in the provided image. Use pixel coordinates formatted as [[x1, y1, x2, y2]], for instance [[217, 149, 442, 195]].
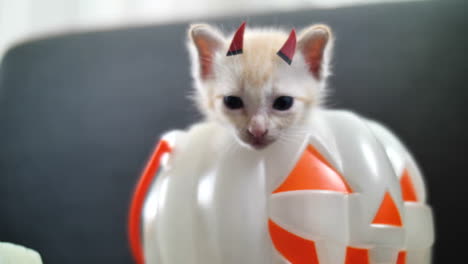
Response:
[[187, 22, 333, 149], [135, 23, 434, 264]]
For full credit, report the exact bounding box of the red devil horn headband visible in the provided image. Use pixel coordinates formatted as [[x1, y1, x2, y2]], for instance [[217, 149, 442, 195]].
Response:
[[226, 22, 246, 56], [277, 29, 297, 65], [227, 23, 296, 65]]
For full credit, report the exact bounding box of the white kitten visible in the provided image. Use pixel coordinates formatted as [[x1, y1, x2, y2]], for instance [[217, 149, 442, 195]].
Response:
[[187, 22, 333, 149]]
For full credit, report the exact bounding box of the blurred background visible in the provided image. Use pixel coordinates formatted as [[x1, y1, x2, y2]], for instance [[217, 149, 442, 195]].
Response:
[[1, 0, 420, 59], [1, 0, 467, 264]]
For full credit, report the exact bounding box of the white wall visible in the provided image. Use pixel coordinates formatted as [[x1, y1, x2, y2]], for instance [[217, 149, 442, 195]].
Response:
[[0, 0, 421, 59]]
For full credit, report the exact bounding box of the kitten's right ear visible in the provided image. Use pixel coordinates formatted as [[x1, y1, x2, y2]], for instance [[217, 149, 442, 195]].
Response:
[[188, 24, 225, 80]]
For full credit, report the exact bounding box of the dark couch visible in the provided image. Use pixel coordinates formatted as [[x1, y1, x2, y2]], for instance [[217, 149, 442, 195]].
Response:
[[0, 1, 466, 263]]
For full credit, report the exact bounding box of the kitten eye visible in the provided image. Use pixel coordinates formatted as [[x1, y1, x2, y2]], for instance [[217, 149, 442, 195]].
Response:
[[273, 96, 294, 111], [223, 96, 244, 109]]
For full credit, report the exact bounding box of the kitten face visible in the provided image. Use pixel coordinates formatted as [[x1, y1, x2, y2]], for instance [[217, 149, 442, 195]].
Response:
[[188, 24, 332, 149]]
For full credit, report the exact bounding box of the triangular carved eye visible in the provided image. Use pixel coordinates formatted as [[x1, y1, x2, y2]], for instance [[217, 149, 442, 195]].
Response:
[[226, 22, 246, 56], [277, 29, 297, 65], [273, 145, 352, 194], [372, 191, 403, 227]]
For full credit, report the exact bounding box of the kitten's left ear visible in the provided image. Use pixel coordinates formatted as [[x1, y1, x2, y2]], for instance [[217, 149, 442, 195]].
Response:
[[188, 24, 225, 80], [297, 24, 333, 80]]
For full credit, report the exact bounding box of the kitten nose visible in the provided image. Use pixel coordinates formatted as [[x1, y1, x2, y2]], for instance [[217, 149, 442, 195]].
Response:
[[248, 115, 268, 140], [248, 127, 268, 140]]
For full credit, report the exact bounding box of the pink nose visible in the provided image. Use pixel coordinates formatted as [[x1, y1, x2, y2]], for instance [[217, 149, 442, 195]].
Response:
[[248, 128, 268, 140]]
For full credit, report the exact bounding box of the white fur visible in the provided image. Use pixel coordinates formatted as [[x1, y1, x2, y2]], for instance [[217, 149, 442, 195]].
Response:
[[187, 24, 333, 149]]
